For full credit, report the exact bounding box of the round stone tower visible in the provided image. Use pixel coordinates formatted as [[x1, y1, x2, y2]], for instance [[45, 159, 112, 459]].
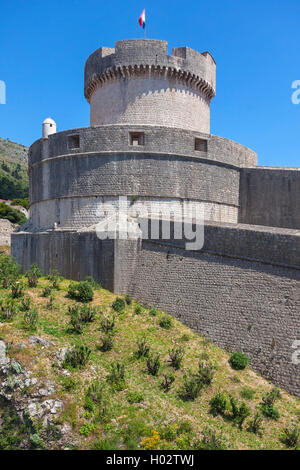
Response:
[[12, 38, 257, 284], [85, 39, 216, 134]]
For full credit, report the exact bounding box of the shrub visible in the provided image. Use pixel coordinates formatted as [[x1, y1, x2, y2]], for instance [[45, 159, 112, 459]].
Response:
[[42, 286, 52, 298], [26, 264, 42, 288], [126, 391, 144, 404], [0, 203, 27, 225], [260, 387, 281, 420], [46, 296, 54, 310], [0, 254, 21, 288], [168, 346, 184, 370], [229, 352, 248, 370], [61, 376, 77, 393], [262, 387, 281, 406], [84, 276, 101, 289], [160, 425, 177, 442], [63, 345, 91, 369], [19, 296, 31, 312], [107, 362, 125, 391], [98, 334, 114, 352], [23, 309, 38, 330], [84, 379, 108, 416], [146, 353, 161, 376], [69, 310, 83, 334], [178, 373, 202, 401], [125, 294, 132, 305], [196, 361, 216, 387], [149, 308, 158, 316], [281, 424, 300, 448], [159, 315, 173, 330], [134, 305, 143, 315], [136, 336, 150, 358], [68, 281, 94, 303], [111, 297, 126, 313], [0, 299, 18, 321], [79, 304, 97, 323], [177, 421, 193, 436], [160, 373, 175, 392], [229, 395, 251, 429], [47, 270, 63, 289], [261, 403, 280, 420], [79, 423, 95, 437], [100, 315, 116, 335], [240, 387, 256, 400], [247, 412, 264, 436], [209, 392, 228, 416], [10, 281, 24, 299], [193, 428, 227, 451]]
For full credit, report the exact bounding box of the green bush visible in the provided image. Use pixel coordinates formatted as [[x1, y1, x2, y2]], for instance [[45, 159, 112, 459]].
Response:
[[196, 361, 216, 387], [98, 334, 114, 352], [47, 270, 63, 289], [209, 392, 228, 416], [107, 362, 125, 391], [159, 425, 177, 442], [0, 254, 21, 288], [63, 345, 91, 369], [229, 395, 251, 429], [42, 286, 52, 298], [178, 373, 202, 401], [177, 421, 193, 436], [160, 373, 175, 392], [68, 281, 94, 303], [61, 376, 78, 393], [126, 390, 144, 404], [26, 264, 42, 288], [100, 315, 116, 335], [136, 336, 150, 358], [247, 412, 264, 436], [11, 281, 25, 298], [69, 310, 83, 334], [146, 353, 161, 376], [149, 308, 158, 316], [229, 352, 249, 370], [193, 428, 227, 451], [84, 379, 108, 416], [11, 198, 29, 210], [23, 309, 38, 330], [0, 202, 27, 225], [134, 305, 143, 315], [281, 424, 300, 448], [168, 346, 184, 370], [260, 387, 281, 420], [19, 296, 31, 312], [159, 315, 173, 330], [111, 297, 126, 313], [125, 294, 132, 305], [84, 276, 101, 289], [0, 299, 18, 321]]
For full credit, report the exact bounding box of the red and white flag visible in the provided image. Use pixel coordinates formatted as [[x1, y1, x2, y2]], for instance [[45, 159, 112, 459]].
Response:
[[138, 9, 146, 29]]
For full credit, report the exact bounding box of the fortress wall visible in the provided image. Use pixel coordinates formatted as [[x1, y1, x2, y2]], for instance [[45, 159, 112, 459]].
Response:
[[123, 221, 300, 396], [29, 127, 257, 169], [90, 78, 211, 133], [239, 168, 300, 229], [29, 197, 238, 230]]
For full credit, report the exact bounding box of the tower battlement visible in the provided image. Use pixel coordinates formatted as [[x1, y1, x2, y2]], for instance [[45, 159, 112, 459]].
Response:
[[84, 39, 216, 133]]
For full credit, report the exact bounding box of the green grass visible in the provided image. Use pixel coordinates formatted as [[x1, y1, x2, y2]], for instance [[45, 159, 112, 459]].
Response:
[[0, 266, 300, 450]]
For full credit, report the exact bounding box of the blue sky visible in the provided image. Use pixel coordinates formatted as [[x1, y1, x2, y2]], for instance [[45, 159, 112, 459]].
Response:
[[0, 0, 299, 166]]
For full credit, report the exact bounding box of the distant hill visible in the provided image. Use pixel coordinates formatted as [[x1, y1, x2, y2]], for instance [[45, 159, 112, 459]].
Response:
[[0, 137, 29, 200]]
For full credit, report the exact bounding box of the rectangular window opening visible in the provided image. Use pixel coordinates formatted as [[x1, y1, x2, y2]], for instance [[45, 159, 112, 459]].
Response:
[[129, 132, 145, 147], [68, 134, 80, 149], [195, 138, 208, 152]]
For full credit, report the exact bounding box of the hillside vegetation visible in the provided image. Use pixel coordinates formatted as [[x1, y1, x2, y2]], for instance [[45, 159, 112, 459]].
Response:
[[0, 138, 28, 200], [0, 249, 299, 450]]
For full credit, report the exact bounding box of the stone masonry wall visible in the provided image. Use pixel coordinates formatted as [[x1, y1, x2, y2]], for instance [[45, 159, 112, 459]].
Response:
[[240, 167, 300, 229]]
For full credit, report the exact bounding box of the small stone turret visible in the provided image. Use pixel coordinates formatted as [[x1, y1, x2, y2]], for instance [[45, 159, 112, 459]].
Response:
[[42, 118, 56, 138], [84, 39, 216, 133]]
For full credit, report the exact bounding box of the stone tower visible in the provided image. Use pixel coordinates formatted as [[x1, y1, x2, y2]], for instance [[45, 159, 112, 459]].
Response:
[[85, 39, 216, 133]]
